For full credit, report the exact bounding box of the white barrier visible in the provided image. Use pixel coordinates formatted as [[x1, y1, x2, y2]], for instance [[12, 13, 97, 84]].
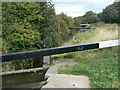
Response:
[[99, 39, 120, 48]]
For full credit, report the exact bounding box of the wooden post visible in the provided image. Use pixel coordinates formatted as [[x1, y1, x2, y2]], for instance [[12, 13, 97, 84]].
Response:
[[33, 57, 43, 68]]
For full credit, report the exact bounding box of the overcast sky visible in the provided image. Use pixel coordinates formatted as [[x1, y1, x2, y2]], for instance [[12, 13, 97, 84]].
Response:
[[52, 0, 115, 17]]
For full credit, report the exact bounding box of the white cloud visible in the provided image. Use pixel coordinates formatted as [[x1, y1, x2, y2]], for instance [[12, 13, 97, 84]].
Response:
[[54, 5, 85, 17], [53, 3, 86, 17], [52, 0, 115, 17], [55, 6, 84, 13], [53, 0, 114, 3]]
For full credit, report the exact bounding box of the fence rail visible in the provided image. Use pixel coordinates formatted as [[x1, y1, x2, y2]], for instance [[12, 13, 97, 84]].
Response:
[[68, 27, 91, 29], [0, 39, 119, 62]]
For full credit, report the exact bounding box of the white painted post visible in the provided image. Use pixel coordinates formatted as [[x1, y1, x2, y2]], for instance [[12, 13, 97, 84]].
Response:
[[43, 56, 50, 66]]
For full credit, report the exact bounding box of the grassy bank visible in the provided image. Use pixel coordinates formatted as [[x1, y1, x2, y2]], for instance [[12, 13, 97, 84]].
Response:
[[51, 23, 118, 59], [57, 47, 118, 88], [53, 23, 119, 88], [58, 55, 118, 88]]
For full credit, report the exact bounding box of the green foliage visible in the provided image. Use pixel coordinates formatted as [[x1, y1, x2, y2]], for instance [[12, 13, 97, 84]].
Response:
[[58, 56, 118, 88], [2, 2, 70, 70], [63, 53, 73, 58], [3, 24, 41, 53], [42, 16, 69, 48], [73, 2, 119, 24], [83, 11, 99, 24], [2, 2, 69, 52], [2, 2, 55, 53], [51, 52, 74, 59], [58, 46, 118, 88], [57, 12, 74, 27], [73, 16, 83, 26], [68, 16, 74, 27], [100, 2, 119, 23], [52, 23, 118, 60], [57, 12, 75, 35], [57, 23, 118, 88]]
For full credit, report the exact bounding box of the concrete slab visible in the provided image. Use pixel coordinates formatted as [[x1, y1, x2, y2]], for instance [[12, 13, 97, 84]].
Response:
[[42, 74, 90, 88], [42, 59, 90, 88]]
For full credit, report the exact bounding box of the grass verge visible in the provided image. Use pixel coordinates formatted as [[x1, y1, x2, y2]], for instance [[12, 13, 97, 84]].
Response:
[[57, 23, 119, 88], [58, 56, 118, 88]]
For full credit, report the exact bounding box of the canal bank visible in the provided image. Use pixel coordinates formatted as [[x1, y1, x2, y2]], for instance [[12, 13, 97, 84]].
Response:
[[42, 59, 90, 88]]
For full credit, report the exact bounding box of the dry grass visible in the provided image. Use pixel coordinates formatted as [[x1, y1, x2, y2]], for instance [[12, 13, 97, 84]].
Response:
[[87, 24, 118, 43], [63, 24, 118, 47], [51, 23, 119, 59], [73, 23, 118, 61], [58, 23, 119, 88]]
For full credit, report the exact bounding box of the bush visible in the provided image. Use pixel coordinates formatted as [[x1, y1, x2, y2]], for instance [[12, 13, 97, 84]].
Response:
[[2, 2, 70, 70]]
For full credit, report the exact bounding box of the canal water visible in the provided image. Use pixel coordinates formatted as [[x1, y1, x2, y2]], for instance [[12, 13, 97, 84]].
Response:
[[2, 67, 48, 89], [1, 56, 51, 89]]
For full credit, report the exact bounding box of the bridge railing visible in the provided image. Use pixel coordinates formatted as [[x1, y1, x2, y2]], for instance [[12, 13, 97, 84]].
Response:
[[68, 24, 91, 30], [0, 39, 119, 63], [68, 27, 91, 29]]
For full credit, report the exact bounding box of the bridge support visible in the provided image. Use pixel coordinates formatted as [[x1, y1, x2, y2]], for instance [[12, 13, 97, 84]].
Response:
[[33, 57, 43, 68]]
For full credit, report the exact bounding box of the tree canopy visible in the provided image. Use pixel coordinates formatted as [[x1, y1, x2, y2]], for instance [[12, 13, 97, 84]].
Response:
[[57, 12, 74, 27], [83, 11, 99, 24], [73, 16, 83, 27], [100, 2, 119, 23]]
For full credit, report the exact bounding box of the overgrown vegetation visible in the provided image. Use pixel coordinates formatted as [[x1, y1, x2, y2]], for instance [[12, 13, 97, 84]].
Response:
[[74, 11, 99, 25], [57, 23, 118, 88], [51, 23, 118, 59], [0, 2, 120, 80], [2, 2, 73, 71], [2, 2, 70, 53]]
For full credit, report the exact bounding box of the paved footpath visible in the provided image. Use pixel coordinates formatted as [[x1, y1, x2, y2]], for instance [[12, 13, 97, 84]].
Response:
[[42, 59, 90, 89]]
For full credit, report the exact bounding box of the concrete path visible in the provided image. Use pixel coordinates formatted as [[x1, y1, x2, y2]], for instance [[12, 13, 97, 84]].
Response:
[[42, 59, 90, 88]]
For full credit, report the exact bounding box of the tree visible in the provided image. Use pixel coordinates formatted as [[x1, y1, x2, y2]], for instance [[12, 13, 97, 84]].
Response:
[[57, 13, 75, 35], [41, 16, 68, 48], [83, 11, 99, 24], [57, 12, 74, 27], [97, 13, 102, 19], [74, 16, 83, 26], [100, 2, 119, 23]]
